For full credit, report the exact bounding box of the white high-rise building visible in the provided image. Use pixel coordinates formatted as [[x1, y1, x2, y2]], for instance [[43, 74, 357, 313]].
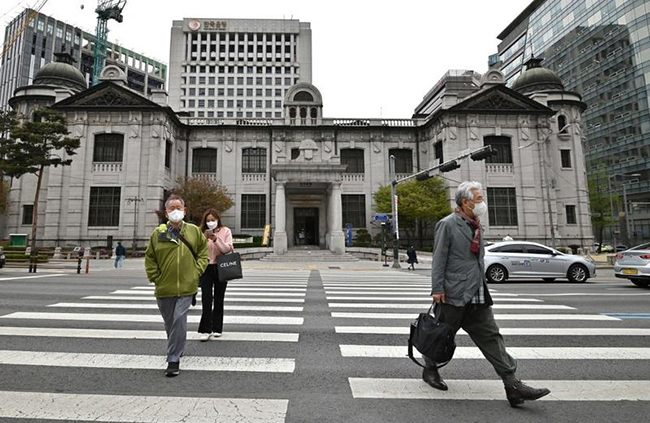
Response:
[[168, 18, 312, 119]]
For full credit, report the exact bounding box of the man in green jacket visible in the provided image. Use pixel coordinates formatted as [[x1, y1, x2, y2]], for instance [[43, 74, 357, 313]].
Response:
[[145, 195, 209, 377]]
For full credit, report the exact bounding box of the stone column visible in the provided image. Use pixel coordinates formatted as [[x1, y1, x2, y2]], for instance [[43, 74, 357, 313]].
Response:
[[329, 182, 345, 254], [274, 182, 288, 254]]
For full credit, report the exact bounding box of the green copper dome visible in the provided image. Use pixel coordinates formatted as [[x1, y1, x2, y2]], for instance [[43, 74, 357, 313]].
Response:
[[33, 51, 87, 92], [512, 57, 564, 94]]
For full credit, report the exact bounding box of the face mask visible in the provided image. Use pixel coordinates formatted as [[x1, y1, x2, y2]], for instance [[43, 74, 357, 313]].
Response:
[[206, 221, 218, 230], [168, 210, 185, 223], [472, 201, 488, 220]]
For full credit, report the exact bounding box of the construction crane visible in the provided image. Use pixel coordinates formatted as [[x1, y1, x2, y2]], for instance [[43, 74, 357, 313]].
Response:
[[91, 0, 126, 86]]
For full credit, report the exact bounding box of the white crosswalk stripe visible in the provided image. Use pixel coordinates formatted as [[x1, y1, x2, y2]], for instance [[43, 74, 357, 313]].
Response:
[[0, 270, 312, 422], [320, 270, 650, 405]]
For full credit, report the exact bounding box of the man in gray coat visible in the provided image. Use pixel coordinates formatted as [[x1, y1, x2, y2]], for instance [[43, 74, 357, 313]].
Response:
[[425, 181, 550, 407]]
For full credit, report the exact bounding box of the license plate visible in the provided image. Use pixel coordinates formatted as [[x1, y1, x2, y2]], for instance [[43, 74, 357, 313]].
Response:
[[622, 269, 638, 275]]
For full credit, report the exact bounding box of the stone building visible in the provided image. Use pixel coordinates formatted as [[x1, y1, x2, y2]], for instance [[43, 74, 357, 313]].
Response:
[[4, 53, 594, 253]]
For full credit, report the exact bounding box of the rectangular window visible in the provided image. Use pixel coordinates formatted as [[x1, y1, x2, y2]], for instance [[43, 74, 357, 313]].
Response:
[[242, 148, 267, 173], [164, 140, 172, 169], [241, 194, 266, 228], [192, 148, 217, 173], [434, 141, 443, 163], [487, 187, 518, 226], [55, 26, 63, 38], [566, 205, 577, 224], [483, 136, 512, 164], [389, 149, 413, 174], [341, 149, 364, 174], [93, 134, 124, 162], [342, 195, 366, 228], [88, 187, 121, 227], [560, 149, 572, 168], [22, 205, 34, 225]]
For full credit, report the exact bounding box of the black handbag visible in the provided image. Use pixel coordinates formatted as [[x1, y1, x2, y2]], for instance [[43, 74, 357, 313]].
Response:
[[217, 252, 243, 281], [408, 304, 456, 369]]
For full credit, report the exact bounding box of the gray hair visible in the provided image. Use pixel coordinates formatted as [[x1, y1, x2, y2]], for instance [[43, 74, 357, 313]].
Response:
[[455, 181, 483, 207], [165, 195, 185, 209]]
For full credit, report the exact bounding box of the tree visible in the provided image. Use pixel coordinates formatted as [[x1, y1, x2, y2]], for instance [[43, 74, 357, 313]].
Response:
[[373, 177, 451, 247], [0, 108, 80, 252], [588, 167, 618, 253], [163, 176, 234, 224]]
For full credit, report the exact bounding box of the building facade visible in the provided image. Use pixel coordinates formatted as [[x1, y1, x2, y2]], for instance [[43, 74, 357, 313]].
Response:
[[492, 0, 650, 245], [0, 8, 166, 109], [168, 18, 312, 119], [5, 55, 593, 253]]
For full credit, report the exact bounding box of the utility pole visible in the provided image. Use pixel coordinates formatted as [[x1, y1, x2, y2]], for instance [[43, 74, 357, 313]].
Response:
[[538, 139, 555, 247], [389, 155, 400, 269], [125, 196, 144, 252]]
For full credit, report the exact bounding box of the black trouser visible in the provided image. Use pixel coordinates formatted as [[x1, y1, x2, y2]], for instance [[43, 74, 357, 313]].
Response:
[[425, 303, 517, 382], [198, 264, 228, 334]]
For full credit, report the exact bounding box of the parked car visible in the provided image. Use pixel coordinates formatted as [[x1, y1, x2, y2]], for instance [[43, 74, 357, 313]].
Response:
[[614, 242, 650, 288], [0, 247, 5, 268], [484, 241, 596, 283]]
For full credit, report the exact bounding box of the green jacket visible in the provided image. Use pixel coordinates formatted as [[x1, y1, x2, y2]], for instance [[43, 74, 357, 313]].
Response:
[[144, 222, 209, 298]]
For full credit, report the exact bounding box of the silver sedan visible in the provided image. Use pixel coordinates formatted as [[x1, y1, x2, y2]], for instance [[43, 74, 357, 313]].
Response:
[[484, 241, 596, 283], [614, 242, 650, 288]]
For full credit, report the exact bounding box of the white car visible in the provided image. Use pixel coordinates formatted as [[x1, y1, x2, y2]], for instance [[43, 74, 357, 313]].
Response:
[[614, 242, 650, 288], [484, 241, 596, 283]]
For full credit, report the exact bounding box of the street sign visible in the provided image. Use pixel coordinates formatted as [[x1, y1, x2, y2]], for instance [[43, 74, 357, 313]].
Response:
[[373, 214, 391, 222]]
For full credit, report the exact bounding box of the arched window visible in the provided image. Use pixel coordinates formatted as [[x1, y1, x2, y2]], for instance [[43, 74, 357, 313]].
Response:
[[93, 133, 124, 163], [558, 115, 568, 133], [299, 107, 307, 118], [192, 148, 217, 173], [483, 136, 512, 164], [289, 107, 296, 118], [294, 91, 314, 102], [242, 147, 267, 173], [310, 107, 318, 118]]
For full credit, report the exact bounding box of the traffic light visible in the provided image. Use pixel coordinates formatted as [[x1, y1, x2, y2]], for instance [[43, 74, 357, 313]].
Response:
[[416, 171, 432, 181], [439, 160, 461, 173], [470, 145, 497, 161]]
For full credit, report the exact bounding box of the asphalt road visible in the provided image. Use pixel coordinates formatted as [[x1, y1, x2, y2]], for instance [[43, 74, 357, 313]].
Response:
[[0, 262, 649, 423]]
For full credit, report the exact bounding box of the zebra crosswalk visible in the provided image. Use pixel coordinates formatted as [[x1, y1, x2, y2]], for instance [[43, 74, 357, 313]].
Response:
[[321, 270, 650, 405], [0, 270, 311, 422]]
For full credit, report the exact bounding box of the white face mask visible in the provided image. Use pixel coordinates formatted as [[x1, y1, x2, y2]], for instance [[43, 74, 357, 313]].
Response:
[[472, 201, 488, 220], [168, 209, 185, 223], [206, 221, 218, 230]]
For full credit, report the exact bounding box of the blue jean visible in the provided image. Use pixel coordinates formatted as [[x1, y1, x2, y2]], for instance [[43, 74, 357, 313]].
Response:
[[114, 255, 125, 268]]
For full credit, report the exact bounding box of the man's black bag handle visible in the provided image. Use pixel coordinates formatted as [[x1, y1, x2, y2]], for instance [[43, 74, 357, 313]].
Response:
[[175, 228, 200, 306], [408, 303, 456, 369]]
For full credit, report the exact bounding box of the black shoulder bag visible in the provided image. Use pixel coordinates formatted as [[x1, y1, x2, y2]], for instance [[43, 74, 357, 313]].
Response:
[[408, 304, 456, 369]]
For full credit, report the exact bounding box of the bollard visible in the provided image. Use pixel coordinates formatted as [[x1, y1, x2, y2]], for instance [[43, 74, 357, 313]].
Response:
[[85, 256, 90, 274], [77, 257, 82, 274]]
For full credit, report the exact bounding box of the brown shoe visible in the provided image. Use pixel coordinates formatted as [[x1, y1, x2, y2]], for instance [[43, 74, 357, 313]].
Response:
[[422, 366, 448, 391], [505, 380, 550, 407]]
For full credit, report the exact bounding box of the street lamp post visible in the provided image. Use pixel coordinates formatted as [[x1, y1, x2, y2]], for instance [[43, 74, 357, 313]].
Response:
[[609, 173, 640, 247], [125, 196, 144, 252], [389, 155, 400, 269]]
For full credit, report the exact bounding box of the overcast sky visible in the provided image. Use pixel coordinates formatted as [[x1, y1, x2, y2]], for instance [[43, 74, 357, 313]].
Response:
[[2, 0, 531, 118]]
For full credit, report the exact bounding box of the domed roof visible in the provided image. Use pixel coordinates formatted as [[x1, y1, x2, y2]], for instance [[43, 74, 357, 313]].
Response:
[[512, 57, 563, 94], [34, 51, 87, 92]]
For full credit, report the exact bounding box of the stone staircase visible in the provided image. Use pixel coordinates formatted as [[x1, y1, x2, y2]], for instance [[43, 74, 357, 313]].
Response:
[[260, 247, 359, 262]]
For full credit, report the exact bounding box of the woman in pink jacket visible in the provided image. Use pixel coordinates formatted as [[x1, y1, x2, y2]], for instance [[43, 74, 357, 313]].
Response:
[[198, 208, 234, 341]]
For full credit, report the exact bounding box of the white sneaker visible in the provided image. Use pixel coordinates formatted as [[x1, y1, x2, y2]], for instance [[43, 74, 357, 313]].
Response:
[[212, 332, 222, 338], [199, 333, 212, 342]]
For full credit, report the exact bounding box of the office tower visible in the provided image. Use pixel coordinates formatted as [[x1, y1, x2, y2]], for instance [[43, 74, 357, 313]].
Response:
[[168, 18, 312, 119]]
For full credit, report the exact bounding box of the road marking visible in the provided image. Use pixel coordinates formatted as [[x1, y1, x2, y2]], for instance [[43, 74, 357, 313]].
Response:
[[330, 312, 621, 321], [348, 378, 650, 401], [0, 327, 299, 342], [110, 290, 306, 297], [0, 391, 289, 422], [83, 295, 306, 303], [0, 350, 295, 372], [527, 293, 650, 296], [131, 286, 307, 292], [1, 312, 304, 325], [327, 300, 543, 308], [48, 303, 304, 312], [0, 274, 64, 281], [601, 313, 650, 320], [334, 326, 650, 336], [340, 345, 650, 359], [326, 295, 519, 300]]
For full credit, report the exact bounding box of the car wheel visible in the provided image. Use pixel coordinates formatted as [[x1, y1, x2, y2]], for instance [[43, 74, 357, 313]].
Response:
[[543, 278, 556, 282], [487, 265, 507, 283], [568, 264, 588, 283], [631, 279, 650, 288]]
